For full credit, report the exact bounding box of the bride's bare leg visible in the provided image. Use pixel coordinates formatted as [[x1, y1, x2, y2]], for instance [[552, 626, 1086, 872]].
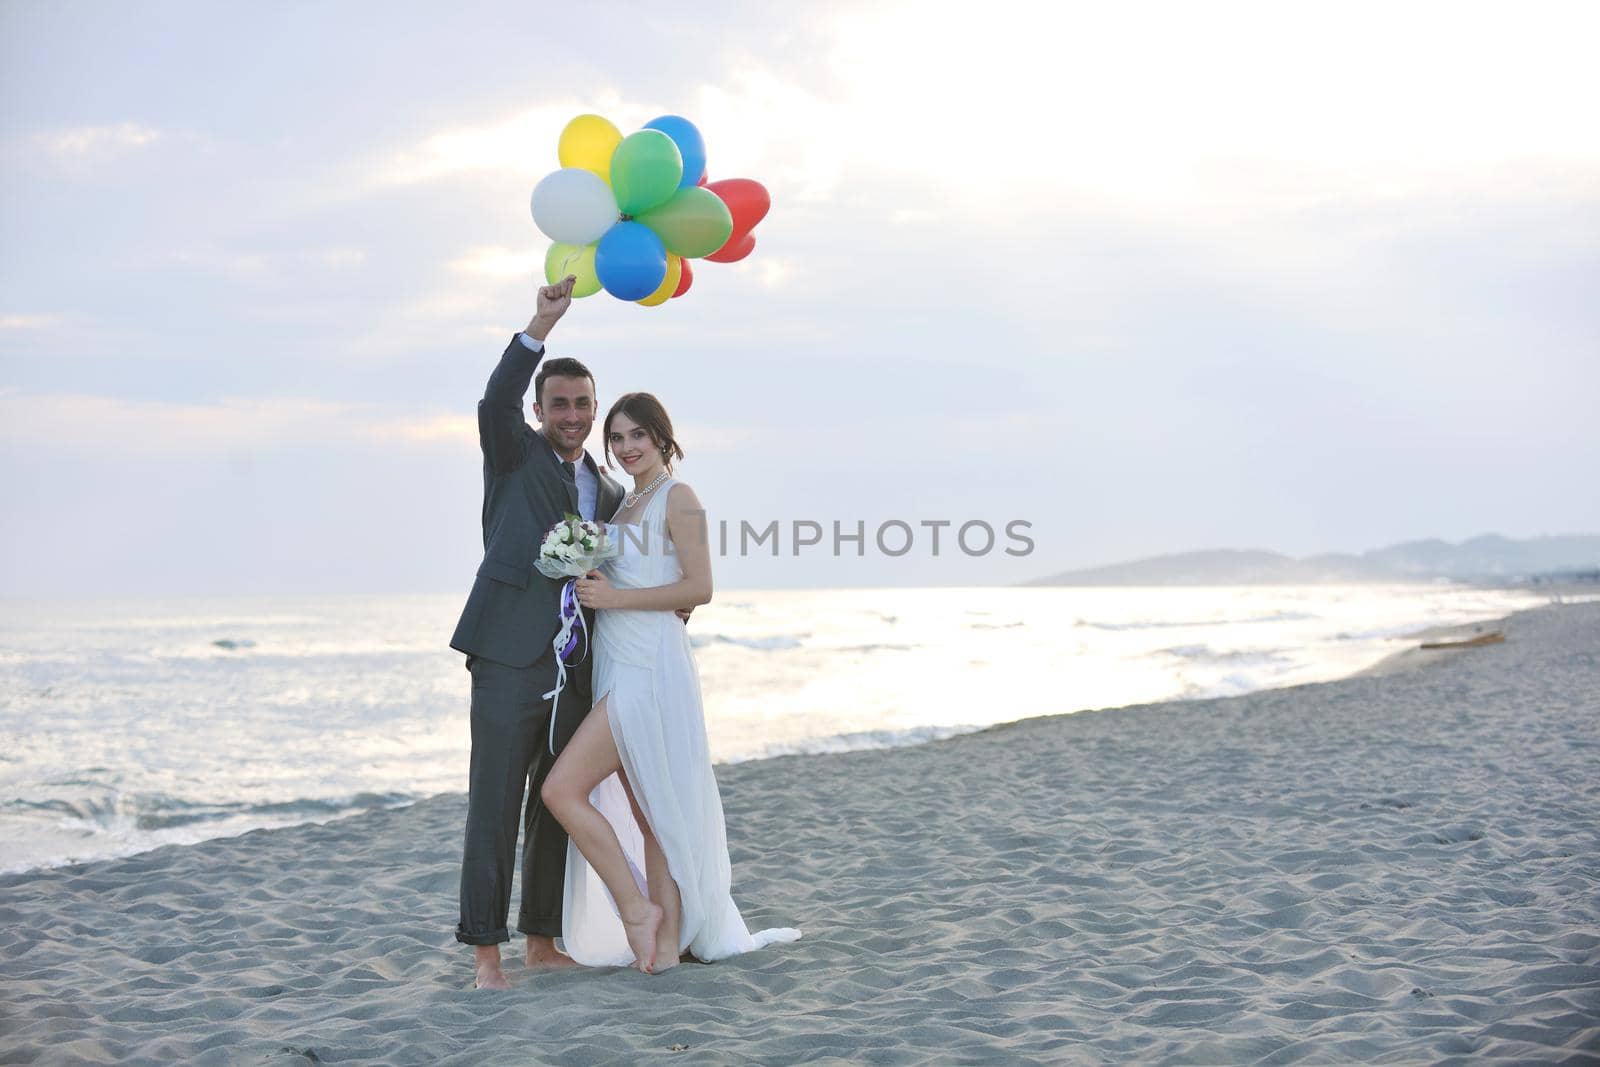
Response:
[[540, 697, 662, 973], [619, 769, 683, 971]]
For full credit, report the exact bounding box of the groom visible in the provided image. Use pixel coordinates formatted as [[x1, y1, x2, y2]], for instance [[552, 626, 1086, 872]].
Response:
[[449, 274, 627, 989]]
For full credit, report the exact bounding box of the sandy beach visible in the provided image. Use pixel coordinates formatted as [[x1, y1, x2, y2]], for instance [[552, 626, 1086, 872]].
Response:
[[2, 600, 1597, 1065]]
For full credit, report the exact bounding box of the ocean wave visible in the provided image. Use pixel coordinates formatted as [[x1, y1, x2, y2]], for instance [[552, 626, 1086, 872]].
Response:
[[1156, 644, 1294, 665], [726, 722, 982, 762], [694, 633, 916, 654], [4, 790, 416, 833], [1077, 610, 1317, 631], [690, 633, 809, 651], [0, 789, 427, 875]]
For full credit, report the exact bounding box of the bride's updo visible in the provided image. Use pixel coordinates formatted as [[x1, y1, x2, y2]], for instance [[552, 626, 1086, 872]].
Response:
[[603, 392, 685, 472]]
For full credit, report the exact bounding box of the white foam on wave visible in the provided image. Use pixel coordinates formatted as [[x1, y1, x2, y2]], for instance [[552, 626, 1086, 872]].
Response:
[[689, 632, 809, 651], [0, 791, 421, 874]]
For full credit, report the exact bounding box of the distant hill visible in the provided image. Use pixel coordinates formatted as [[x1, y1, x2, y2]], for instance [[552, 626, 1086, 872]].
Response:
[[1023, 534, 1600, 587]]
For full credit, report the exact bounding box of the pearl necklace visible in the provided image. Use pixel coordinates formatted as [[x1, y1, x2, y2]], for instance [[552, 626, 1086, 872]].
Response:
[[623, 469, 670, 509]]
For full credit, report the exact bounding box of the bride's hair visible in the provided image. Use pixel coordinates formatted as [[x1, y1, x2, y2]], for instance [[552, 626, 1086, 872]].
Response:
[[603, 392, 685, 471]]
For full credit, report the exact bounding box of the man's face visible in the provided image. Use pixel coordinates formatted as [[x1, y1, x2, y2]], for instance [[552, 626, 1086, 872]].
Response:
[[534, 374, 596, 456]]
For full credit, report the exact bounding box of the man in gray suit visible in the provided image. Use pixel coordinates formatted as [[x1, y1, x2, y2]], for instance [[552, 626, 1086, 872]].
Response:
[[449, 274, 627, 989]]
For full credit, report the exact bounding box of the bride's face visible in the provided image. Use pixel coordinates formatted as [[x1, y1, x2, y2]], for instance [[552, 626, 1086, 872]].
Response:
[[608, 413, 663, 479]]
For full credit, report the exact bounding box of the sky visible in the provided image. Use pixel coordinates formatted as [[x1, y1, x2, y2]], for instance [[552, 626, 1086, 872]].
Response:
[[2, 0, 1597, 597]]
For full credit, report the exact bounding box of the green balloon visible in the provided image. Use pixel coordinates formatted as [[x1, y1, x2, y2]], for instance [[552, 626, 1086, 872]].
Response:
[[610, 130, 683, 216], [544, 241, 602, 297], [636, 187, 734, 259]]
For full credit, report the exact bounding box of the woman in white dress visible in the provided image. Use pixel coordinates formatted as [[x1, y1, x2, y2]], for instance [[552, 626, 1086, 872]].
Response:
[[540, 392, 800, 973]]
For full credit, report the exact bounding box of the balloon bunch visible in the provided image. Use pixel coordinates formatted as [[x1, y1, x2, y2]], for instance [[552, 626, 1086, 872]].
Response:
[[530, 114, 770, 306]]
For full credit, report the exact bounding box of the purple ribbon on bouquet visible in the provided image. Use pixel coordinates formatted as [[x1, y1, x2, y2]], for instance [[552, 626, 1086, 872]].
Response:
[[540, 577, 591, 754]]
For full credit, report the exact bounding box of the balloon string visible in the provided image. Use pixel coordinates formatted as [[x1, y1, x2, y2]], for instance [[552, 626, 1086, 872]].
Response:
[[557, 248, 582, 275]]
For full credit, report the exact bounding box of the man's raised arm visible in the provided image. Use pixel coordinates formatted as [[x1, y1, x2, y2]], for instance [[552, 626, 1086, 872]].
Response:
[[477, 275, 576, 475]]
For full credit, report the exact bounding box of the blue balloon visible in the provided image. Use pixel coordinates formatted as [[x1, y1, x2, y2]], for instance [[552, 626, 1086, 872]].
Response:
[[644, 115, 707, 189], [595, 221, 667, 301]]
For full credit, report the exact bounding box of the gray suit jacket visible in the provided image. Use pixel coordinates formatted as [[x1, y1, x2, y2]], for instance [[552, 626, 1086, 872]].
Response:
[[449, 335, 626, 669]]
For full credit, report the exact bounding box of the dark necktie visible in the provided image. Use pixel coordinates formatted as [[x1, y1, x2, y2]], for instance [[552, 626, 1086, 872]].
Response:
[[562, 460, 584, 520]]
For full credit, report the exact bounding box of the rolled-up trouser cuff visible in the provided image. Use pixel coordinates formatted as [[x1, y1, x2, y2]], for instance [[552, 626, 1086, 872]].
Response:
[[455, 925, 511, 946], [517, 913, 561, 938]]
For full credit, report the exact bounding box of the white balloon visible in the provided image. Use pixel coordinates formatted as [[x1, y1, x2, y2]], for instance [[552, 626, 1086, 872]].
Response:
[[531, 168, 618, 245]]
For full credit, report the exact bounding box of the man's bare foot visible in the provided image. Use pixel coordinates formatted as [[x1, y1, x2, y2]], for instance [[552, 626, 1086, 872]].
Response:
[[473, 945, 511, 990], [621, 902, 664, 973], [475, 966, 511, 990], [524, 934, 577, 970]]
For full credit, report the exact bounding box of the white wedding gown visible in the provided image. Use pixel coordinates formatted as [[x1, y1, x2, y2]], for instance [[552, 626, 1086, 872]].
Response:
[[558, 476, 800, 965]]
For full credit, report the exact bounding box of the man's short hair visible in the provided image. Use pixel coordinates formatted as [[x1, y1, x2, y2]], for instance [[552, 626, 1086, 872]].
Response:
[[534, 357, 596, 406]]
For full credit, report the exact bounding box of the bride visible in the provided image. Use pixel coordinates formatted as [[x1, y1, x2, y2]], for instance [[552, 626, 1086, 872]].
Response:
[[539, 392, 800, 973]]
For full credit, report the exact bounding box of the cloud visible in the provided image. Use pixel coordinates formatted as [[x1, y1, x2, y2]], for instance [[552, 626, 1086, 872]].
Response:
[[36, 122, 162, 158], [371, 94, 635, 187], [0, 391, 462, 455], [810, 0, 1600, 219], [744, 257, 793, 289], [448, 246, 539, 279], [355, 2, 1600, 233], [0, 390, 776, 462], [364, 73, 839, 205], [0, 314, 63, 331], [668, 422, 756, 454], [162, 246, 372, 278], [317, 247, 368, 269], [402, 287, 500, 323], [169, 249, 271, 276], [693, 66, 840, 202], [390, 413, 477, 444]]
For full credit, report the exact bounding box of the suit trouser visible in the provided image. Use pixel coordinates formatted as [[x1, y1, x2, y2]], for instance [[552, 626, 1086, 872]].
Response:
[[455, 646, 594, 945]]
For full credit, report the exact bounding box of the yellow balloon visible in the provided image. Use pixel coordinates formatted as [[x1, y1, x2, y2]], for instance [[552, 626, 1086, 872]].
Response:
[[558, 114, 623, 186], [637, 254, 682, 307]]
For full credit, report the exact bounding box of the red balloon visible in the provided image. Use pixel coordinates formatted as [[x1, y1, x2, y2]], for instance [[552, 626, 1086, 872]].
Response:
[[696, 172, 708, 187], [705, 179, 769, 235], [704, 232, 756, 264], [672, 258, 694, 297]]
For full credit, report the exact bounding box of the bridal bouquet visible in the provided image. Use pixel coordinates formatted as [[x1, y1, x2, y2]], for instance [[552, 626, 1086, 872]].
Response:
[[536, 515, 618, 754], [536, 513, 615, 580]]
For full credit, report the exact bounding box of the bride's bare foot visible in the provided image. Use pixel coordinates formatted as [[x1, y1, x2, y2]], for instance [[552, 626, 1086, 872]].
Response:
[[621, 902, 664, 973], [653, 924, 682, 973], [524, 935, 577, 970]]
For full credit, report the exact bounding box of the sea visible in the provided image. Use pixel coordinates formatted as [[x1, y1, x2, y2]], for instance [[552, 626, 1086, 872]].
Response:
[[0, 583, 1554, 874]]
